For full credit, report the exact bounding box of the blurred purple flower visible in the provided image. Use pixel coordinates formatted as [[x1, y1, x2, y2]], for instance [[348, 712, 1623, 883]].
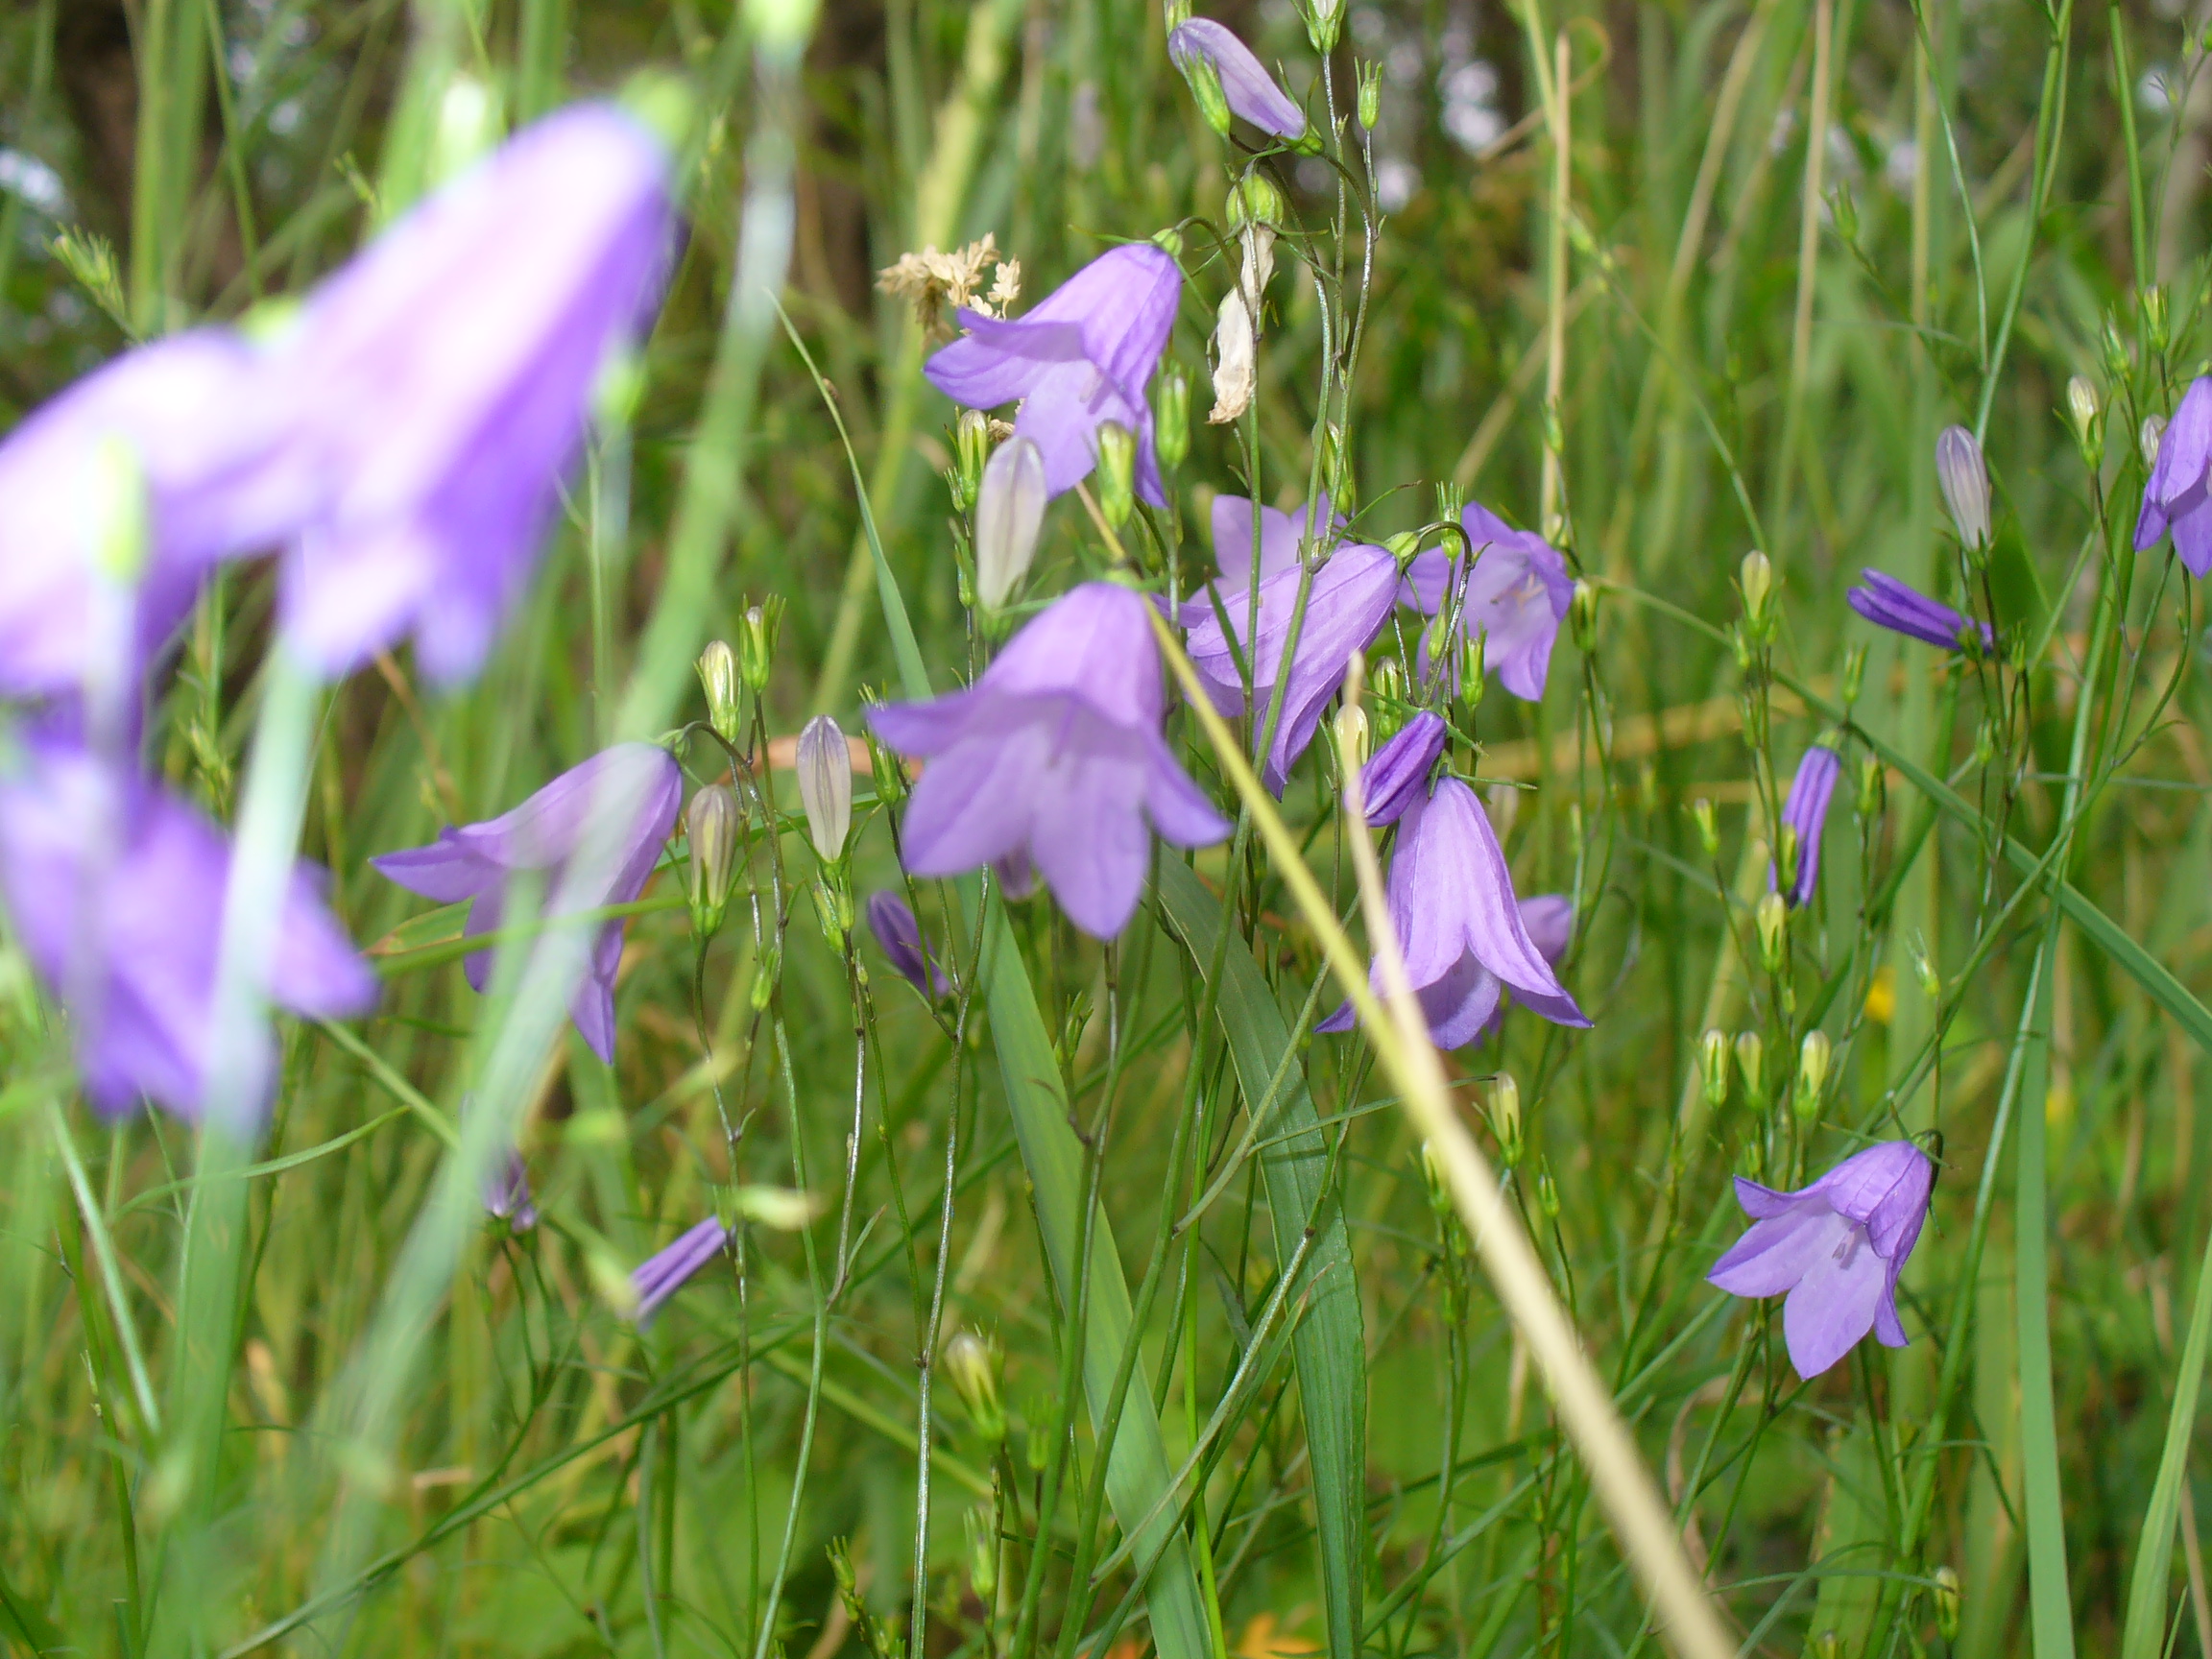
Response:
[[868, 584, 1230, 938], [1180, 494, 1396, 793], [925, 244, 1181, 506], [1317, 777, 1588, 1047], [273, 104, 677, 684], [1354, 710, 1448, 828], [1845, 571, 1992, 653], [866, 890, 950, 997], [1167, 20, 1308, 139], [1708, 1139, 1934, 1379], [1775, 744, 1841, 908], [632, 1216, 728, 1327], [2136, 377, 2212, 576], [1402, 502, 1574, 701], [0, 738, 374, 1120], [372, 742, 682, 1062], [464, 1092, 539, 1233]]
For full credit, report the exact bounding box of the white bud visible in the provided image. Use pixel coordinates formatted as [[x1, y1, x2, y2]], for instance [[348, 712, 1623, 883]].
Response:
[[1935, 424, 1991, 549], [2144, 413, 2169, 469], [1209, 289, 1255, 425], [974, 436, 1046, 609], [796, 715, 853, 863]]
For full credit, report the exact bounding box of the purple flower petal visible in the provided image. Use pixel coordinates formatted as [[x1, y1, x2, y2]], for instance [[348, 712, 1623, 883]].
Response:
[[867, 891, 950, 996], [632, 1216, 729, 1326], [1402, 503, 1572, 702], [1775, 744, 1841, 908], [1781, 1212, 1890, 1379], [1168, 20, 1308, 139], [1845, 570, 1992, 653], [1356, 711, 1448, 827], [2139, 378, 2212, 556]]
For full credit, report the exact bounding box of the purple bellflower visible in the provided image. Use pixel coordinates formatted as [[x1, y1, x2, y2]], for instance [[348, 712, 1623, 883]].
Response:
[[0, 738, 375, 1120], [1708, 1139, 1934, 1379], [868, 583, 1231, 939], [1167, 20, 1309, 140], [1317, 776, 1589, 1047], [1775, 744, 1841, 908], [632, 1216, 728, 1327], [371, 742, 683, 1062], [272, 104, 677, 684], [1180, 495, 1398, 794], [1402, 502, 1574, 701], [866, 890, 950, 997], [925, 244, 1181, 506], [1470, 893, 1573, 1046], [2136, 377, 2212, 576], [463, 1093, 539, 1234], [1845, 571, 1992, 654], [1353, 709, 1448, 827]]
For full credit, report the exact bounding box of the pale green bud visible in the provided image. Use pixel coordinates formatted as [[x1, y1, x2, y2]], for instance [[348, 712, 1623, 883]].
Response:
[[739, 598, 782, 693], [1933, 1566, 1960, 1641], [1488, 1073, 1523, 1167], [943, 1330, 1007, 1442], [1698, 1029, 1731, 1108], [697, 639, 742, 744], [1153, 369, 1190, 472], [1357, 59, 1383, 132], [685, 783, 740, 939], [1755, 891, 1788, 974], [1183, 54, 1233, 136], [1334, 704, 1369, 777], [1094, 421, 1138, 530], [1691, 797, 1719, 857], [1739, 549, 1773, 634], [1793, 1029, 1831, 1124], [950, 408, 992, 514], [1734, 1030, 1766, 1104]]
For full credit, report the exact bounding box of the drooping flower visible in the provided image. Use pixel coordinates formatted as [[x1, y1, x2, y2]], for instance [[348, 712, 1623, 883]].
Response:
[[1845, 571, 1993, 654], [1181, 494, 1397, 794], [1775, 744, 1841, 909], [371, 742, 683, 1062], [866, 890, 950, 997], [868, 584, 1230, 938], [1167, 19, 1309, 141], [1935, 424, 1991, 551], [271, 104, 678, 684], [632, 1215, 728, 1326], [1353, 709, 1448, 827], [2135, 376, 2212, 576], [925, 244, 1181, 506], [1707, 1139, 1935, 1379], [1402, 502, 1574, 701], [0, 738, 375, 1120], [1317, 776, 1589, 1047]]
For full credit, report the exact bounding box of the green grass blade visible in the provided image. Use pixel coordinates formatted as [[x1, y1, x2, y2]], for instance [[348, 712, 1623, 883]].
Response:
[[2015, 919, 2076, 1656], [1154, 858, 1366, 1659], [2119, 1211, 2212, 1658]]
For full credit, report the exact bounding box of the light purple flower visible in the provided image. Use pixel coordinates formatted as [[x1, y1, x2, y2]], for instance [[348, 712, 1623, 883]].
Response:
[[1845, 570, 1992, 654], [1775, 744, 1841, 908], [1469, 893, 1573, 1046], [464, 1092, 539, 1233], [371, 742, 683, 1062], [1707, 1139, 1934, 1379], [866, 890, 950, 997], [1354, 710, 1448, 828], [632, 1216, 728, 1327], [868, 584, 1230, 939], [1317, 777, 1588, 1047], [1180, 495, 1397, 793], [1167, 20, 1308, 139], [925, 244, 1181, 507], [1402, 502, 1574, 701], [2136, 377, 2212, 576], [0, 738, 375, 1120], [272, 104, 677, 684]]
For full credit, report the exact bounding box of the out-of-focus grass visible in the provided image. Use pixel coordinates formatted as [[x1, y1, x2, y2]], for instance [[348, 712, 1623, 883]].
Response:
[[1, 0, 2210, 1654]]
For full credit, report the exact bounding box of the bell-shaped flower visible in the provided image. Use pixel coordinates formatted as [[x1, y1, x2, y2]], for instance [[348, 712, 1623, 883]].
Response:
[[1775, 744, 1841, 908], [631, 1215, 727, 1327], [1845, 570, 1992, 654], [1317, 776, 1588, 1047], [2136, 376, 2212, 576], [0, 737, 375, 1120], [866, 890, 950, 997], [925, 244, 1181, 506], [867, 583, 1230, 938], [1168, 19, 1309, 140], [1180, 493, 1396, 793], [1402, 502, 1574, 701], [1707, 1139, 1934, 1379], [271, 103, 678, 684], [1352, 709, 1447, 827], [371, 741, 683, 1062]]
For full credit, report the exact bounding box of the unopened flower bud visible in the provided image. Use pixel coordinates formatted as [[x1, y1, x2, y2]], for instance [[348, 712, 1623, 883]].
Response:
[[740, 598, 783, 693], [1418, 1140, 1453, 1215], [796, 715, 853, 863], [1320, 421, 1352, 508], [951, 408, 992, 513], [1534, 1156, 1559, 1218], [1910, 933, 1941, 999], [686, 783, 740, 938], [1840, 642, 1867, 709], [1691, 797, 1719, 856], [1829, 180, 1859, 246], [1358, 59, 1383, 131], [966, 1505, 999, 1600], [1699, 1029, 1731, 1108], [1488, 1073, 1522, 1166], [974, 435, 1046, 609], [1305, 0, 1342, 57], [1856, 756, 1886, 822], [1734, 1030, 1765, 1104], [1383, 530, 1421, 565], [1793, 1029, 1831, 1123], [1094, 421, 1138, 530], [1154, 369, 1190, 472], [2144, 414, 2169, 469], [697, 639, 742, 743], [861, 701, 906, 806], [1183, 52, 1233, 135], [1972, 714, 1999, 769], [2146, 283, 2171, 352], [750, 941, 781, 1010], [1776, 823, 1801, 897], [943, 1330, 1007, 1442], [1151, 226, 1185, 258], [1227, 174, 1286, 231], [1458, 630, 1486, 718], [1163, 0, 1191, 29], [1936, 424, 1991, 552], [1333, 704, 1369, 775], [1755, 891, 1788, 974], [1739, 550, 1773, 634], [1933, 1566, 1960, 1641], [1368, 658, 1406, 743], [1570, 579, 1599, 652], [1433, 479, 1465, 525], [2066, 375, 2101, 461]]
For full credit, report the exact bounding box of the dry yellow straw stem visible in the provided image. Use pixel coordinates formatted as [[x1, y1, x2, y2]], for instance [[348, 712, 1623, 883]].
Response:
[[1146, 610, 1733, 1659]]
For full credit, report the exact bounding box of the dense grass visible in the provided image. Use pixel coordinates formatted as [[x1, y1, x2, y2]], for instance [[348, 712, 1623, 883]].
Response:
[[4, 0, 2212, 1654]]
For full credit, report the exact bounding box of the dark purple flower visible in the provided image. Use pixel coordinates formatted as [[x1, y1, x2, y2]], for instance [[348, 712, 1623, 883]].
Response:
[[925, 245, 1181, 507], [1775, 744, 1841, 908], [0, 738, 375, 1120], [866, 890, 950, 997], [632, 1216, 728, 1326], [2136, 377, 2212, 576], [372, 742, 683, 1062], [1354, 709, 1448, 827], [0, 331, 309, 699], [1845, 570, 1992, 654], [1707, 1139, 1934, 1379], [1180, 495, 1397, 793], [1167, 20, 1308, 139], [1402, 502, 1574, 701], [868, 584, 1230, 939], [272, 105, 677, 684], [1317, 777, 1588, 1047]]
